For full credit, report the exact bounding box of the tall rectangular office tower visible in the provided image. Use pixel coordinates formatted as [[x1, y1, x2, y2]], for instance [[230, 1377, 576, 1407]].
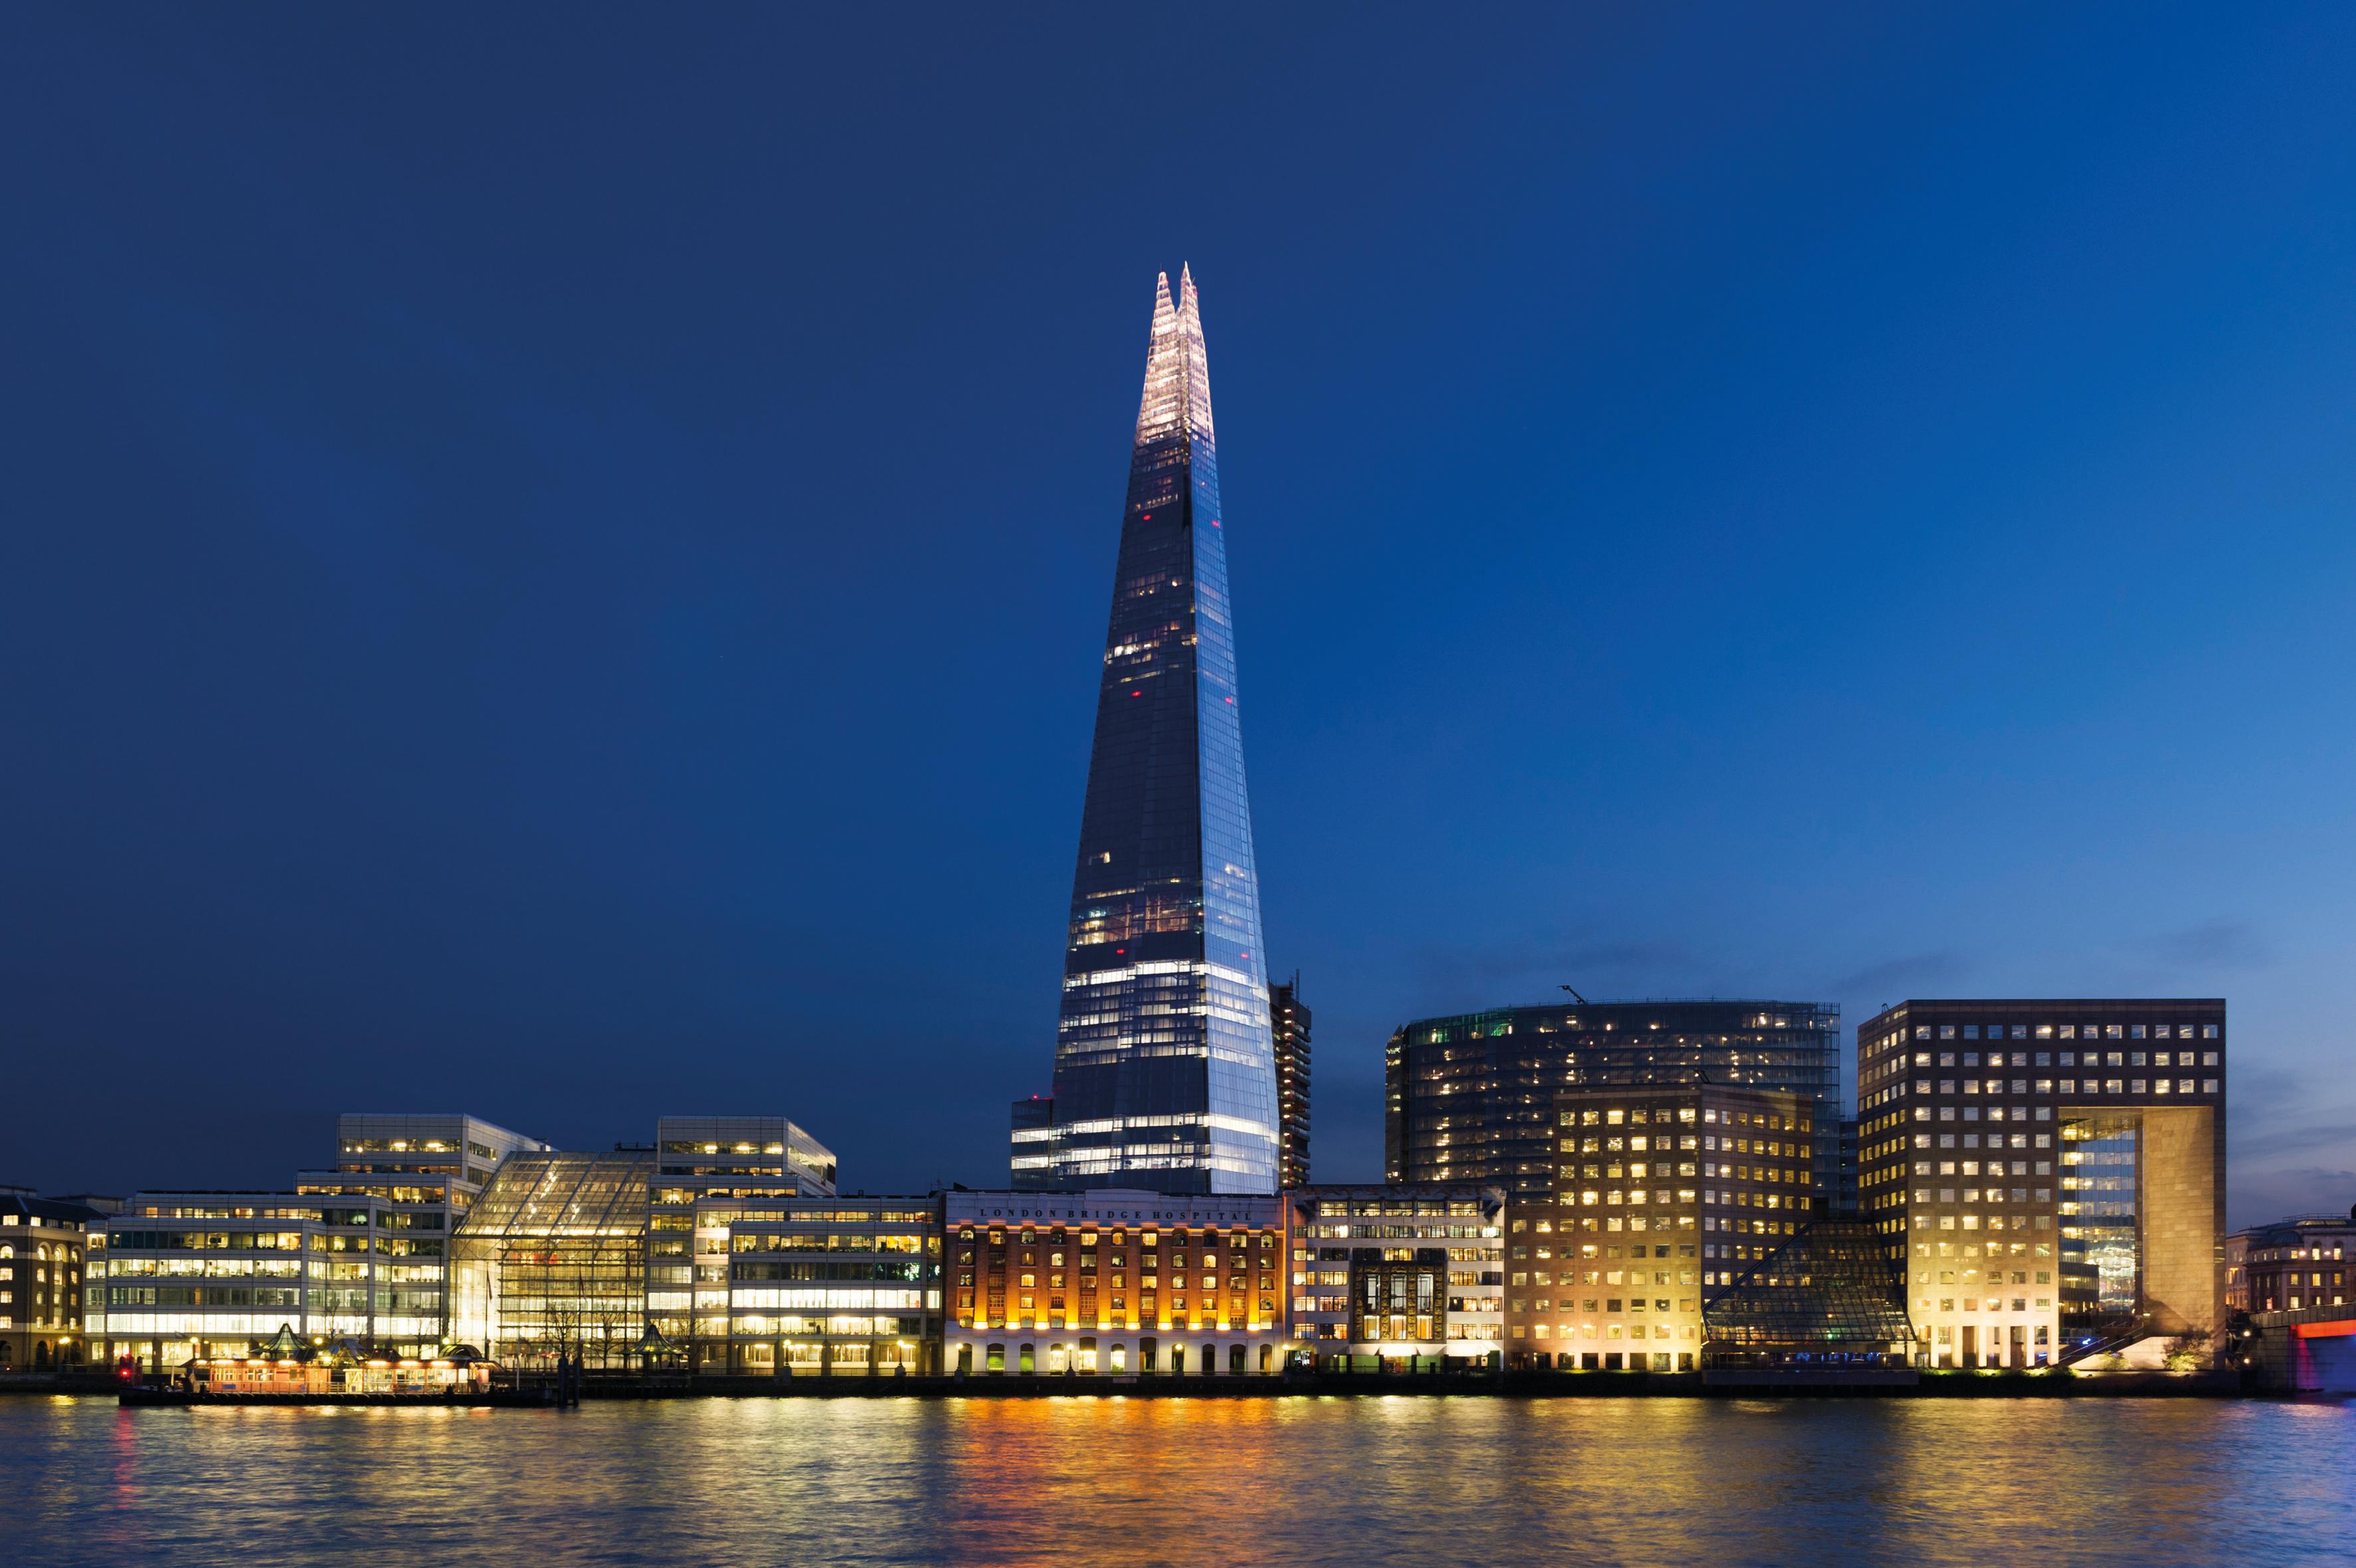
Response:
[[1855, 999, 2226, 1368], [1011, 268, 1280, 1195]]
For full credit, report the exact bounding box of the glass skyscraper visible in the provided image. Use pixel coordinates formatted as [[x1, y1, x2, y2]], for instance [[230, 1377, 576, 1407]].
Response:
[[1010, 267, 1280, 1195]]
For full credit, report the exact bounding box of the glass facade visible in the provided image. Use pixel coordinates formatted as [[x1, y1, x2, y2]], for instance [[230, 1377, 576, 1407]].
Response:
[[2062, 1115, 2140, 1326], [1700, 1217, 1915, 1366], [1387, 1001, 1842, 1201], [1015, 268, 1278, 1195], [449, 1151, 653, 1370]]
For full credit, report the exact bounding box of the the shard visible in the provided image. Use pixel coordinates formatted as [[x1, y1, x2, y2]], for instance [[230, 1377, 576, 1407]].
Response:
[[1010, 266, 1280, 1194]]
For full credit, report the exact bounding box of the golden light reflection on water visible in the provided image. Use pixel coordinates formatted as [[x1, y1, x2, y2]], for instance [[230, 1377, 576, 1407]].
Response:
[[1, 1395, 2350, 1567]]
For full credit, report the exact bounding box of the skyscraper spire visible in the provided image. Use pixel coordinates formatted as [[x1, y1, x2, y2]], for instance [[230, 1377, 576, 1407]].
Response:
[[1010, 268, 1280, 1195]]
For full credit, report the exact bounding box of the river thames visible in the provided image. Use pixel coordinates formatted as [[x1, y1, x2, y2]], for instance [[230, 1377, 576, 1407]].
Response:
[[1, 1394, 2349, 1566]]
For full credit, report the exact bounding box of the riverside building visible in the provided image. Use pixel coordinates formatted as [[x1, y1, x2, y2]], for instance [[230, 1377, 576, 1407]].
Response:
[[2231, 1212, 2353, 1314], [1855, 998, 2227, 1368], [289, 1170, 460, 1354], [1504, 1083, 1820, 1371], [450, 1149, 654, 1368], [645, 1116, 838, 1356], [1386, 1000, 1842, 1202], [92, 1191, 393, 1370], [1286, 1183, 1505, 1370], [687, 1195, 944, 1376], [288, 1111, 542, 1354], [331, 1113, 545, 1197], [946, 1189, 1288, 1376], [1011, 268, 1282, 1196], [1, 1189, 108, 1371]]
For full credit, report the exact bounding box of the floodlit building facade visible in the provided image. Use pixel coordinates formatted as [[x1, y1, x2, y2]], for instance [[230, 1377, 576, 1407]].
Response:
[[946, 1189, 1289, 1376], [1504, 1083, 1820, 1371], [332, 1113, 544, 1196], [2230, 1212, 2354, 1315], [1286, 1183, 1505, 1370], [294, 1114, 543, 1354], [91, 1191, 393, 1370], [684, 1195, 944, 1376], [1012, 268, 1282, 1196], [1, 1189, 108, 1370], [1855, 999, 2227, 1368], [450, 1150, 654, 1369], [1386, 1000, 1842, 1202], [644, 1115, 838, 1354]]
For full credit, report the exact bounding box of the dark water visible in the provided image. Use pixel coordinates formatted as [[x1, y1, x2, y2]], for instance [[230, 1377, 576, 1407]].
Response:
[[1, 1394, 2350, 1566]]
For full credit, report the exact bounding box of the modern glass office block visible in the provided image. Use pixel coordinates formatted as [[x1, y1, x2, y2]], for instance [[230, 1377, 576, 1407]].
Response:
[[1013, 268, 1278, 1195]]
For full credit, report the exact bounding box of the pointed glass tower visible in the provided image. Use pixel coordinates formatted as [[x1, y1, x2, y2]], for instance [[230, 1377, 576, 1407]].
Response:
[[1011, 267, 1280, 1194]]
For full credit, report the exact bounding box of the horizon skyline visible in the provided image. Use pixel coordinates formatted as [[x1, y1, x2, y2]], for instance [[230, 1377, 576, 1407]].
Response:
[[5, 9, 2353, 1231]]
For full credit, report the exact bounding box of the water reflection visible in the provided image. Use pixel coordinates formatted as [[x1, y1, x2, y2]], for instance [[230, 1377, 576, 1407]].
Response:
[[0, 1396, 2348, 1567]]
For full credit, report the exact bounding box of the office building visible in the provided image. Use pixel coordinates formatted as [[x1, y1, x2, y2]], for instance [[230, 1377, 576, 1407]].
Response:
[[450, 1150, 654, 1369], [91, 1191, 393, 1370], [286, 1170, 455, 1353], [1855, 999, 2227, 1368], [1504, 1083, 1820, 1371], [678, 1195, 943, 1376], [946, 1189, 1289, 1376], [644, 1115, 838, 1355], [331, 1113, 545, 1199], [1286, 1183, 1505, 1370], [1386, 1000, 1842, 1201], [2231, 1211, 2353, 1314], [284, 1114, 543, 1354], [652, 1116, 837, 1196], [1271, 978, 1312, 1188], [0, 1189, 108, 1371], [1012, 268, 1282, 1195]]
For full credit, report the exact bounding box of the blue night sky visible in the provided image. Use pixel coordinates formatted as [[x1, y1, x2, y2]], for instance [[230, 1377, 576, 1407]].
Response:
[[5, 8, 2351, 1227]]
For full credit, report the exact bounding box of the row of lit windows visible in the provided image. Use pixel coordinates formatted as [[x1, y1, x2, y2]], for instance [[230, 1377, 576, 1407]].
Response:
[[1302, 1200, 1485, 1219], [1891, 1050, 2218, 1073], [1878, 1023, 2217, 1046], [1512, 1295, 1697, 1316], [1524, 1322, 1696, 1341], [1904, 1081, 2216, 1117], [340, 1138, 496, 1157], [1919, 1296, 2050, 1314]]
